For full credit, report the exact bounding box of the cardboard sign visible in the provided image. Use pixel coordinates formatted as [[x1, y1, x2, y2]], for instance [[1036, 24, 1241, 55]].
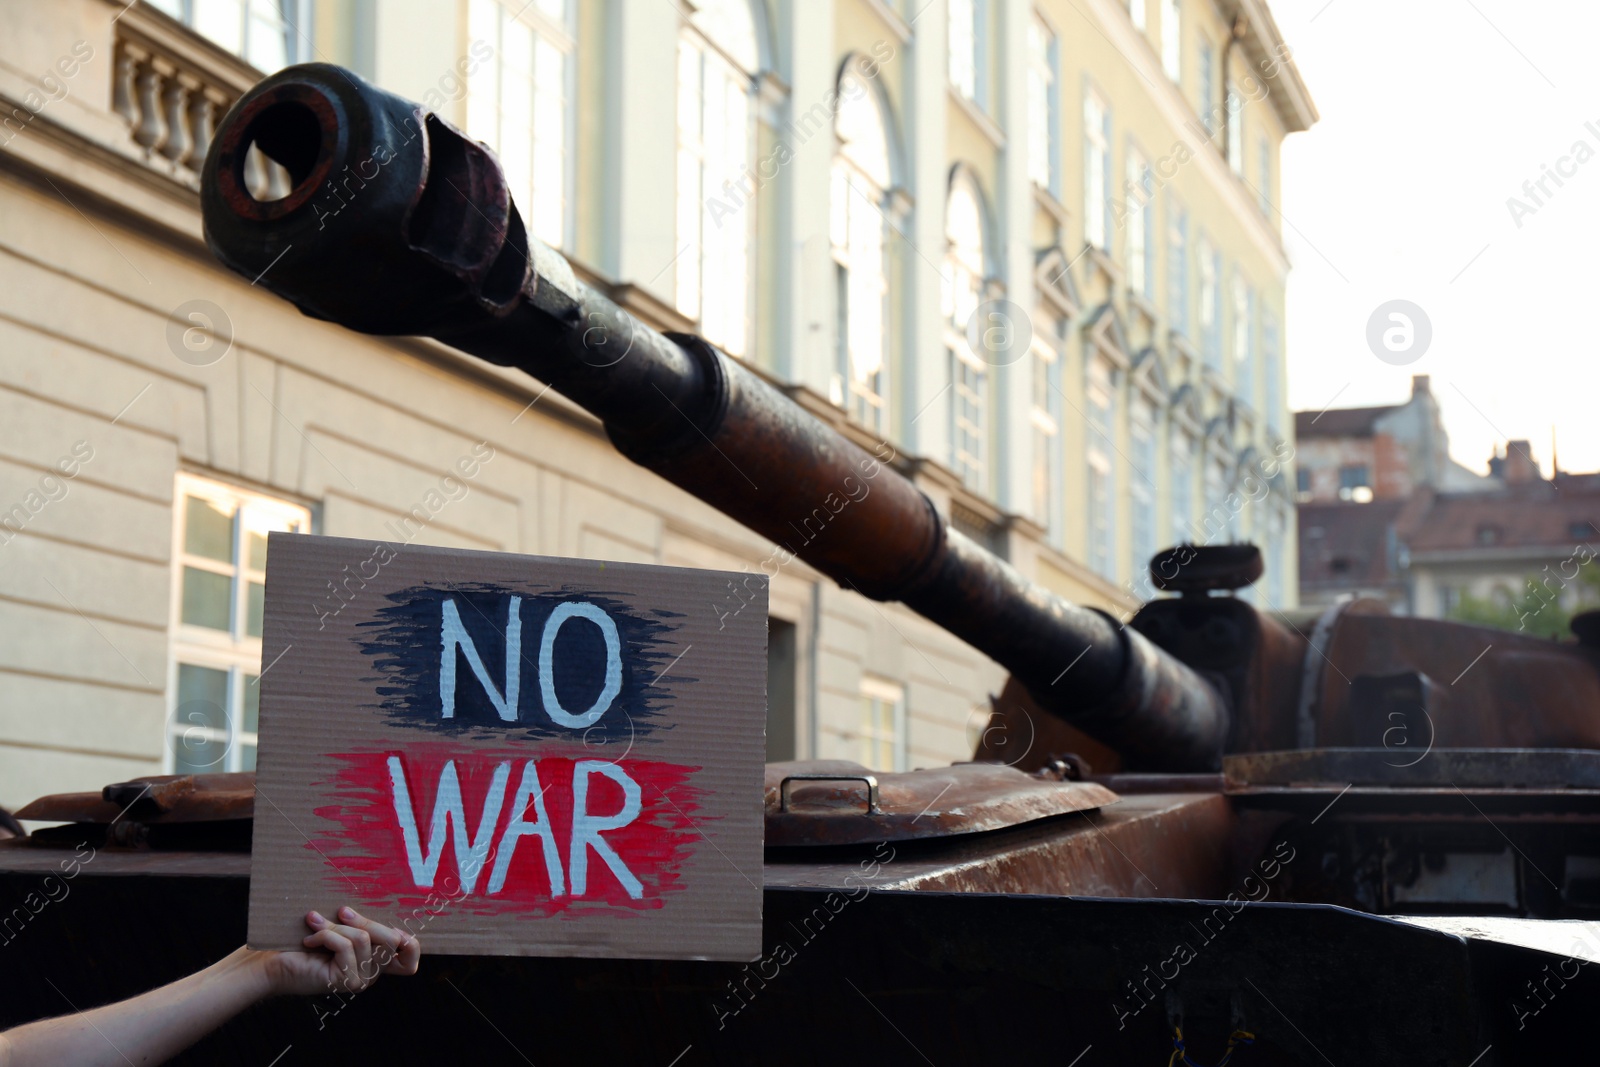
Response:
[[248, 534, 767, 961]]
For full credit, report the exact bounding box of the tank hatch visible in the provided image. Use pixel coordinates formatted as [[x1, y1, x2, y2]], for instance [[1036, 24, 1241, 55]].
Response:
[[763, 760, 1118, 846]]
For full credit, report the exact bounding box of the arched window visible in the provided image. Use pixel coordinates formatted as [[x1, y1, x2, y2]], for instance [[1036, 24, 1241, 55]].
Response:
[[676, 0, 762, 356], [831, 60, 894, 432], [944, 171, 989, 491]]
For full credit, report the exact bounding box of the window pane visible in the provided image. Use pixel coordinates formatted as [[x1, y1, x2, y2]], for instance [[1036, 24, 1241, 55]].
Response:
[[247, 531, 268, 571], [530, 43, 567, 249], [1083, 95, 1108, 247], [837, 71, 890, 188], [173, 664, 229, 772], [239, 742, 257, 771], [172, 733, 227, 774], [243, 675, 260, 733], [192, 0, 245, 55], [182, 567, 233, 631], [185, 496, 233, 562], [1162, 0, 1182, 80], [177, 664, 229, 728], [500, 20, 536, 236], [948, 0, 976, 99], [246, 0, 290, 72], [1027, 18, 1054, 191], [467, 0, 501, 139], [246, 581, 265, 637], [690, 0, 759, 73]]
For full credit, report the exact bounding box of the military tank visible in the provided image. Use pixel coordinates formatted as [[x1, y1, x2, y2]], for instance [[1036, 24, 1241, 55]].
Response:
[[4, 64, 1600, 1065]]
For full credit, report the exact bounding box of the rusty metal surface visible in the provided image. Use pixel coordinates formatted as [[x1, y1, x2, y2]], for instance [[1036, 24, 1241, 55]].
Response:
[[0, 839, 250, 878], [972, 674, 1127, 774], [1291, 595, 1382, 746], [1093, 772, 1228, 793], [1225, 748, 1600, 789], [1317, 612, 1600, 749], [14, 771, 255, 824], [761, 760, 1117, 846], [765, 792, 1236, 899], [1134, 593, 1309, 755], [197, 63, 1236, 771]]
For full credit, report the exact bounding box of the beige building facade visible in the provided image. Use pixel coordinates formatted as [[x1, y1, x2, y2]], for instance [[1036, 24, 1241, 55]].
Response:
[[0, 0, 1310, 809]]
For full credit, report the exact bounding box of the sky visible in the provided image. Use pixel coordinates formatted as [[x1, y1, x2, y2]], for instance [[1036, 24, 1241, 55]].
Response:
[[1270, 0, 1598, 475]]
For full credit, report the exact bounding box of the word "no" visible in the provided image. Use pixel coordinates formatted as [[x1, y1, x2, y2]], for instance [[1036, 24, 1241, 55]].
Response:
[[440, 597, 622, 727]]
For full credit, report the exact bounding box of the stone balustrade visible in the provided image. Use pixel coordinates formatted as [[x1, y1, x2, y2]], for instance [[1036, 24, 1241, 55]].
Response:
[[110, 12, 288, 198]]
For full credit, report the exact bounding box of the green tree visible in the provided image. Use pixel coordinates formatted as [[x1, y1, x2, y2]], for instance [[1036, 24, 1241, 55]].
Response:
[[1445, 556, 1600, 638]]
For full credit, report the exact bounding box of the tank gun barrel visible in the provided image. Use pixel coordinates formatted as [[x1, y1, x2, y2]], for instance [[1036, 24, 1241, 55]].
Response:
[[199, 64, 1229, 770]]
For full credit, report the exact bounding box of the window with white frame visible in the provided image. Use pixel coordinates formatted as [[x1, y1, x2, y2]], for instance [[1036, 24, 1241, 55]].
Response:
[[1197, 37, 1215, 132], [1226, 82, 1244, 173], [1262, 306, 1282, 431], [952, 350, 987, 491], [1170, 426, 1194, 543], [1083, 90, 1111, 248], [1198, 235, 1220, 367], [1086, 354, 1118, 579], [949, 0, 980, 103], [1031, 310, 1064, 541], [1167, 196, 1189, 336], [675, 0, 760, 357], [857, 677, 907, 771], [1232, 271, 1254, 401], [1126, 148, 1155, 300], [169, 476, 310, 773], [1026, 15, 1058, 193], [945, 175, 989, 492], [146, 0, 312, 72], [1203, 453, 1228, 543], [1265, 505, 1287, 607], [1130, 0, 1147, 31], [1161, 0, 1182, 81], [831, 63, 894, 433], [466, 0, 574, 250], [1131, 393, 1159, 574]]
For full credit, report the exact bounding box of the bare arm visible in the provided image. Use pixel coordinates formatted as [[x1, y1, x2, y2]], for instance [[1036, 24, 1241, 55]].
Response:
[[0, 907, 419, 1067]]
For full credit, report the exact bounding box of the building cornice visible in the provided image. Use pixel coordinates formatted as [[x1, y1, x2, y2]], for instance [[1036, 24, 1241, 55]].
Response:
[[1081, 0, 1293, 275], [948, 87, 1006, 150], [1221, 0, 1320, 132]]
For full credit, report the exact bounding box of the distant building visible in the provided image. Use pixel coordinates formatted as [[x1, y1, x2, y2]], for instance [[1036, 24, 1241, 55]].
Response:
[[1295, 378, 1597, 623], [1293, 375, 1491, 505], [1297, 498, 1407, 611], [1404, 469, 1600, 621]]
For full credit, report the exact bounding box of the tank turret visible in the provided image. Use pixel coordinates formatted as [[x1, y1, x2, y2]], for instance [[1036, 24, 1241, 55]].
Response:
[[198, 63, 1231, 771]]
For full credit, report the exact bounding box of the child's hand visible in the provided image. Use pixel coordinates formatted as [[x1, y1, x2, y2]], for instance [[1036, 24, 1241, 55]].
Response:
[[259, 906, 421, 997]]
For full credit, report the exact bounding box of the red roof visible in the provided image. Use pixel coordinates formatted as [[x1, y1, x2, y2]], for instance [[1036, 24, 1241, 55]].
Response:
[[1294, 405, 1396, 439], [1401, 481, 1600, 554]]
